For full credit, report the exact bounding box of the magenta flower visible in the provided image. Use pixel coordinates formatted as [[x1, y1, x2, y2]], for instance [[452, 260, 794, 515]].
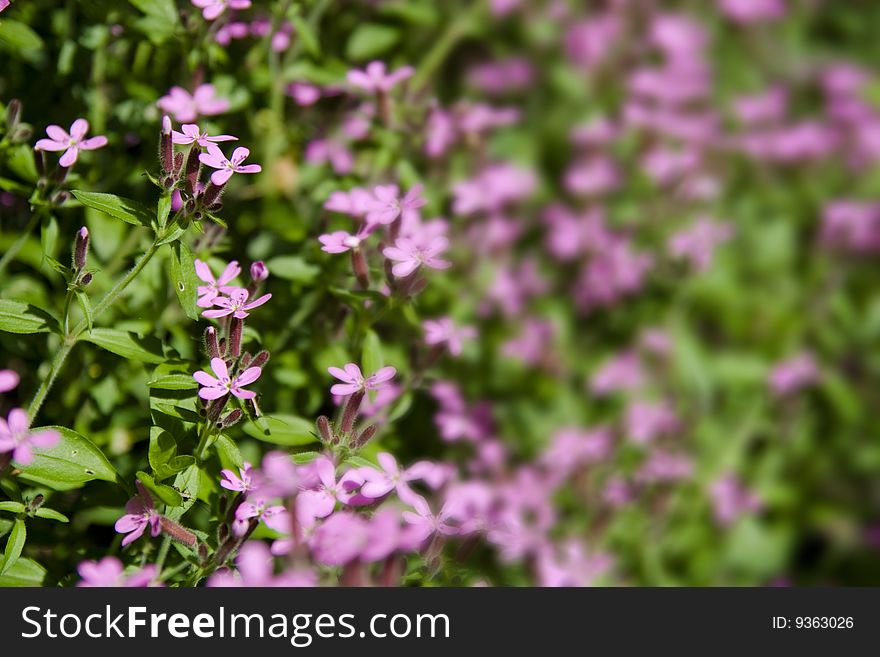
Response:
[[365, 184, 427, 226], [233, 497, 285, 536], [360, 452, 446, 503], [77, 557, 158, 587], [0, 369, 19, 393], [327, 363, 396, 396], [324, 187, 375, 216], [194, 259, 240, 308], [34, 119, 108, 168], [192, 0, 252, 21], [401, 495, 459, 544], [383, 235, 451, 277], [287, 82, 322, 106], [202, 287, 271, 319], [157, 84, 229, 123], [423, 318, 477, 356], [220, 462, 255, 492], [768, 353, 819, 396], [250, 260, 269, 282], [199, 144, 262, 185], [318, 228, 371, 254], [208, 542, 315, 587], [347, 61, 414, 94], [309, 511, 369, 566], [0, 409, 60, 465], [0, 1, 9, 12], [710, 474, 762, 526], [194, 358, 262, 401], [114, 483, 161, 547], [171, 123, 237, 148]]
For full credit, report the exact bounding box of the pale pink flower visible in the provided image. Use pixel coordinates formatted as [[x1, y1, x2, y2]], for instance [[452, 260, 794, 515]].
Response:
[[202, 287, 272, 319], [220, 462, 255, 492], [327, 363, 396, 396], [402, 495, 459, 544], [199, 144, 261, 186], [0, 369, 19, 393], [423, 318, 476, 356], [719, 0, 785, 24], [287, 82, 322, 106], [360, 452, 446, 503], [366, 184, 426, 226], [0, 1, 9, 12], [668, 218, 733, 272], [0, 409, 60, 465], [157, 84, 229, 123], [305, 139, 353, 174], [171, 123, 237, 148], [35, 119, 108, 168], [191, 0, 251, 22], [383, 235, 451, 277], [309, 512, 370, 566], [194, 357, 262, 400], [208, 541, 315, 587], [710, 474, 762, 525], [233, 497, 285, 536], [194, 259, 240, 308], [625, 400, 679, 444], [77, 557, 158, 587], [590, 352, 646, 396], [535, 541, 612, 587], [346, 61, 414, 94], [637, 451, 693, 483], [318, 227, 371, 254], [323, 187, 375, 216], [296, 457, 368, 526], [769, 353, 819, 396], [114, 482, 161, 547]]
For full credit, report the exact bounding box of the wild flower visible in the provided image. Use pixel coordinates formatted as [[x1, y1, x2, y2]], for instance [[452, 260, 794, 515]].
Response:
[[346, 61, 414, 94], [171, 123, 237, 148], [220, 462, 256, 492], [202, 287, 271, 319], [365, 184, 426, 226], [195, 259, 241, 308], [423, 317, 477, 356], [194, 357, 262, 400], [383, 235, 451, 277], [77, 557, 158, 587], [0, 409, 60, 465], [34, 119, 107, 167], [192, 0, 252, 21], [157, 84, 229, 122], [198, 144, 262, 185], [327, 363, 396, 396], [114, 483, 161, 547], [0, 369, 19, 393]]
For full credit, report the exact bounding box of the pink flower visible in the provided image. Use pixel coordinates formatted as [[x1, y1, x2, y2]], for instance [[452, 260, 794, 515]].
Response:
[[309, 511, 370, 566], [114, 482, 161, 547], [719, 0, 785, 24], [296, 457, 368, 526], [34, 119, 108, 168], [709, 474, 762, 525], [318, 229, 370, 254], [220, 462, 255, 492], [327, 363, 396, 396], [77, 557, 158, 587], [535, 540, 612, 587], [625, 401, 679, 444], [0, 369, 19, 393], [402, 495, 459, 544], [383, 235, 451, 277], [324, 187, 374, 216], [668, 218, 733, 272], [194, 259, 240, 308], [590, 352, 646, 396], [287, 82, 322, 106], [769, 353, 819, 396], [365, 184, 426, 226], [199, 144, 262, 186], [208, 542, 315, 587], [194, 357, 262, 400], [305, 139, 353, 174], [423, 317, 476, 356], [0, 1, 9, 12], [347, 61, 414, 94], [202, 287, 272, 319], [157, 84, 229, 123], [171, 123, 237, 148], [0, 409, 60, 465], [637, 451, 693, 483], [360, 452, 446, 503], [191, 0, 252, 22], [250, 260, 269, 282], [233, 497, 285, 536]]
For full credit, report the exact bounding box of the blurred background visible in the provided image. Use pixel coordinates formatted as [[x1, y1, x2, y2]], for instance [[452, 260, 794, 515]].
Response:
[[1, 0, 880, 585]]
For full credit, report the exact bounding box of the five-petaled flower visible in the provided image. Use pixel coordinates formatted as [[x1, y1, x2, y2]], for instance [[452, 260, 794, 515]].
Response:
[[318, 228, 371, 254], [221, 462, 256, 492], [360, 452, 446, 504], [171, 123, 237, 148], [347, 61, 414, 94], [35, 119, 108, 168], [296, 457, 367, 526], [423, 317, 477, 356], [202, 287, 271, 319], [383, 235, 452, 277], [157, 84, 229, 123], [327, 363, 396, 396], [194, 358, 263, 400], [0, 409, 60, 465], [199, 144, 262, 186], [114, 482, 161, 547], [77, 557, 158, 587], [233, 497, 285, 536], [192, 0, 252, 21], [366, 184, 426, 226], [195, 259, 240, 308]]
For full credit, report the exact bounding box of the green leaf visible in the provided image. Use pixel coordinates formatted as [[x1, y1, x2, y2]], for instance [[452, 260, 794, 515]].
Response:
[[1, 519, 26, 576], [80, 328, 166, 363], [74, 289, 93, 332], [243, 414, 318, 446], [0, 502, 25, 514], [362, 329, 384, 376], [292, 451, 322, 465], [346, 23, 400, 60], [215, 434, 244, 469], [71, 190, 154, 228], [0, 299, 59, 334], [15, 426, 118, 490], [128, 0, 180, 45], [266, 255, 319, 283], [291, 15, 320, 57], [165, 465, 200, 521], [153, 403, 201, 423], [33, 508, 69, 523], [0, 20, 44, 55], [156, 225, 188, 246], [148, 373, 199, 390], [41, 216, 59, 261], [148, 426, 194, 481], [157, 191, 172, 229], [168, 241, 200, 320], [0, 556, 45, 586], [136, 471, 183, 507]]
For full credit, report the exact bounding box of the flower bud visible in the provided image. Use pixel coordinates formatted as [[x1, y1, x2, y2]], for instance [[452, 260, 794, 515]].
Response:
[[159, 116, 173, 175], [159, 516, 197, 548], [74, 226, 89, 270], [220, 408, 243, 428], [352, 424, 377, 449], [229, 317, 243, 358], [80, 272, 93, 286], [173, 151, 184, 176], [250, 261, 269, 282], [184, 144, 201, 195], [250, 350, 270, 369], [6, 99, 21, 130], [340, 390, 365, 435], [202, 181, 225, 207], [316, 415, 334, 443], [205, 326, 220, 359]]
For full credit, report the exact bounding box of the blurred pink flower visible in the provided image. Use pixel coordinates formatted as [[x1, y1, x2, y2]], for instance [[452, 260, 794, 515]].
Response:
[[769, 353, 819, 396], [402, 495, 459, 544], [668, 217, 733, 272], [234, 497, 285, 536], [309, 511, 369, 566], [383, 235, 451, 277], [347, 61, 414, 94], [638, 451, 694, 483], [0, 369, 19, 393], [318, 228, 370, 254], [77, 557, 158, 587], [366, 184, 426, 226], [423, 317, 476, 356], [626, 400, 679, 444], [192, 0, 251, 21], [709, 474, 762, 525], [209, 542, 315, 587], [287, 82, 321, 106], [821, 200, 880, 253], [305, 139, 353, 174], [157, 84, 229, 122], [719, 0, 785, 24], [0, 409, 60, 465], [35, 119, 107, 167], [591, 352, 646, 396], [360, 452, 447, 503], [535, 540, 613, 587], [324, 187, 374, 216], [194, 357, 262, 400]]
